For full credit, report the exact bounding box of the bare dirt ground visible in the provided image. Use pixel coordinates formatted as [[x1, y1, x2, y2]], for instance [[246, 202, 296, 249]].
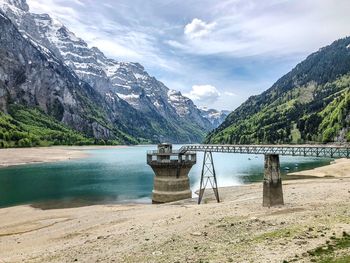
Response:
[[0, 177, 349, 263]]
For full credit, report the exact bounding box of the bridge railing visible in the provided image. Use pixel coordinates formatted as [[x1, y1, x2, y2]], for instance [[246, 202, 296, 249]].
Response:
[[146, 150, 197, 164], [179, 144, 350, 158], [147, 150, 183, 155]]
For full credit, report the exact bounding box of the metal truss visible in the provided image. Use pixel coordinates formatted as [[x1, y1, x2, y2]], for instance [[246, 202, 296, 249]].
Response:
[[198, 151, 220, 204], [180, 144, 350, 158]]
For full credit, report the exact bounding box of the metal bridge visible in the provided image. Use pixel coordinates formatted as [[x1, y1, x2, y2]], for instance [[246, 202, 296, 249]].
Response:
[[177, 144, 350, 206], [179, 144, 350, 158]]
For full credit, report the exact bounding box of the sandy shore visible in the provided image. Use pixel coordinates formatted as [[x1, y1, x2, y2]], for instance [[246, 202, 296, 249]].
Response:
[[0, 146, 134, 168], [0, 177, 349, 263], [0, 147, 88, 167], [288, 158, 350, 178]]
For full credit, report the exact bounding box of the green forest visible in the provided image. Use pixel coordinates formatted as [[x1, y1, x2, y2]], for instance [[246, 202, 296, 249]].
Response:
[[0, 105, 121, 147]]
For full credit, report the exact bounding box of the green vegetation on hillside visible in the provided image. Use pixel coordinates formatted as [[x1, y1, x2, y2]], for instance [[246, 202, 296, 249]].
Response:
[[0, 105, 123, 147], [0, 104, 206, 147], [206, 37, 350, 144]]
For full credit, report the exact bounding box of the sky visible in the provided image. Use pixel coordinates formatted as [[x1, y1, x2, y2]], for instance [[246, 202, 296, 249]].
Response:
[[27, 0, 350, 111]]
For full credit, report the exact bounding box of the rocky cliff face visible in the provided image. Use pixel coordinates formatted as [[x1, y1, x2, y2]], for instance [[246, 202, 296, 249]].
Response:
[[199, 107, 230, 128], [0, 10, 109, 139], [0, 0, 216, 143]]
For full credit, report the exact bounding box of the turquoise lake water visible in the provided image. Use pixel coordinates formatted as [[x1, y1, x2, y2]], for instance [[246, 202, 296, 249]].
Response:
[[0, 145, 332, 208]]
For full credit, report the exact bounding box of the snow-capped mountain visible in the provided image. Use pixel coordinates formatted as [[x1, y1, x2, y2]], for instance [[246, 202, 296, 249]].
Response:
[[0, 7, 114, 140], [0, 0, 216, 143], [199, 107, 230, 128]]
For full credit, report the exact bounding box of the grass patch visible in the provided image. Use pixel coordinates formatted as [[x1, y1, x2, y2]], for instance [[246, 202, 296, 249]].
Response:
[[307, 232, 350, 262], [319, 255, 350, 263], [254, 226, 299, 242]]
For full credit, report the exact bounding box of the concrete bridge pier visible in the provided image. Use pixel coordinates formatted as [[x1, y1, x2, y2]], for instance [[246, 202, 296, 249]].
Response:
[[263, 154, 284, 207]]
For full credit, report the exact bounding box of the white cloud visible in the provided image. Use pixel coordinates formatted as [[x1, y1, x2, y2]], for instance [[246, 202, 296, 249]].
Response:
[[185, 84, 221, 104], [165, 39, 187, 49], [90, 38, 142, 60], [28, 0, 79, 25], [170, 0, 350, 58], [224, 91, 236, 96], [184, 18, 216, 39]]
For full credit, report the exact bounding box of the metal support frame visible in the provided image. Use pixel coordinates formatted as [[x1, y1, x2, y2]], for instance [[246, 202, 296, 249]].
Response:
[[198, 151, 220, 204]]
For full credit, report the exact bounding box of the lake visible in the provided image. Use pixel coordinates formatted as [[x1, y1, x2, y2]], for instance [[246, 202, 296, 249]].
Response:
[[0, 145, 331, 208]]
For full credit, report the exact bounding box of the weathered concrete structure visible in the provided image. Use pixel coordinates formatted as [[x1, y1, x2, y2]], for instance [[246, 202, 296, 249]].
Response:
[[147, 143, 196, 203], [263, 154, 284, 207]]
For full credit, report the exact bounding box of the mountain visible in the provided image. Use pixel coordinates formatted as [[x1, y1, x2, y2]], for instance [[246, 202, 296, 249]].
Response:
[[198, 107, 230, 128], [0, 8, 154, 146], [206, 37, 350, 144], [0, 0, 214, 146]]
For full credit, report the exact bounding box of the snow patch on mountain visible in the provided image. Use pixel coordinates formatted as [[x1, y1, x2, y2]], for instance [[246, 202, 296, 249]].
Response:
[[167, 90, 191, 116], [1, 0, 217, 134], [199, 107, 230, 128]]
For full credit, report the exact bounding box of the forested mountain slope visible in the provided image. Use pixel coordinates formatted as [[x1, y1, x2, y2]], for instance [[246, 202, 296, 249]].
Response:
[[206, 37, 350, 144]]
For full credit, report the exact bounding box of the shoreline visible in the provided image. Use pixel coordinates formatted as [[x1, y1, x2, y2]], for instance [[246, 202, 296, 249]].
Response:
[[287, 157, 350, 178], [0, 146, 90, 168]]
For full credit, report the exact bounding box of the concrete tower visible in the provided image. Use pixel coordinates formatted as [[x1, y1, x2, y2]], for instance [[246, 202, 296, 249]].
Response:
[[147, 143, 196, 203]]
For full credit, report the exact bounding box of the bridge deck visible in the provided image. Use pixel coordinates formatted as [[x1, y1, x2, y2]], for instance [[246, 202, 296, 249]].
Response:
[[179, 144, 350, 158]]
